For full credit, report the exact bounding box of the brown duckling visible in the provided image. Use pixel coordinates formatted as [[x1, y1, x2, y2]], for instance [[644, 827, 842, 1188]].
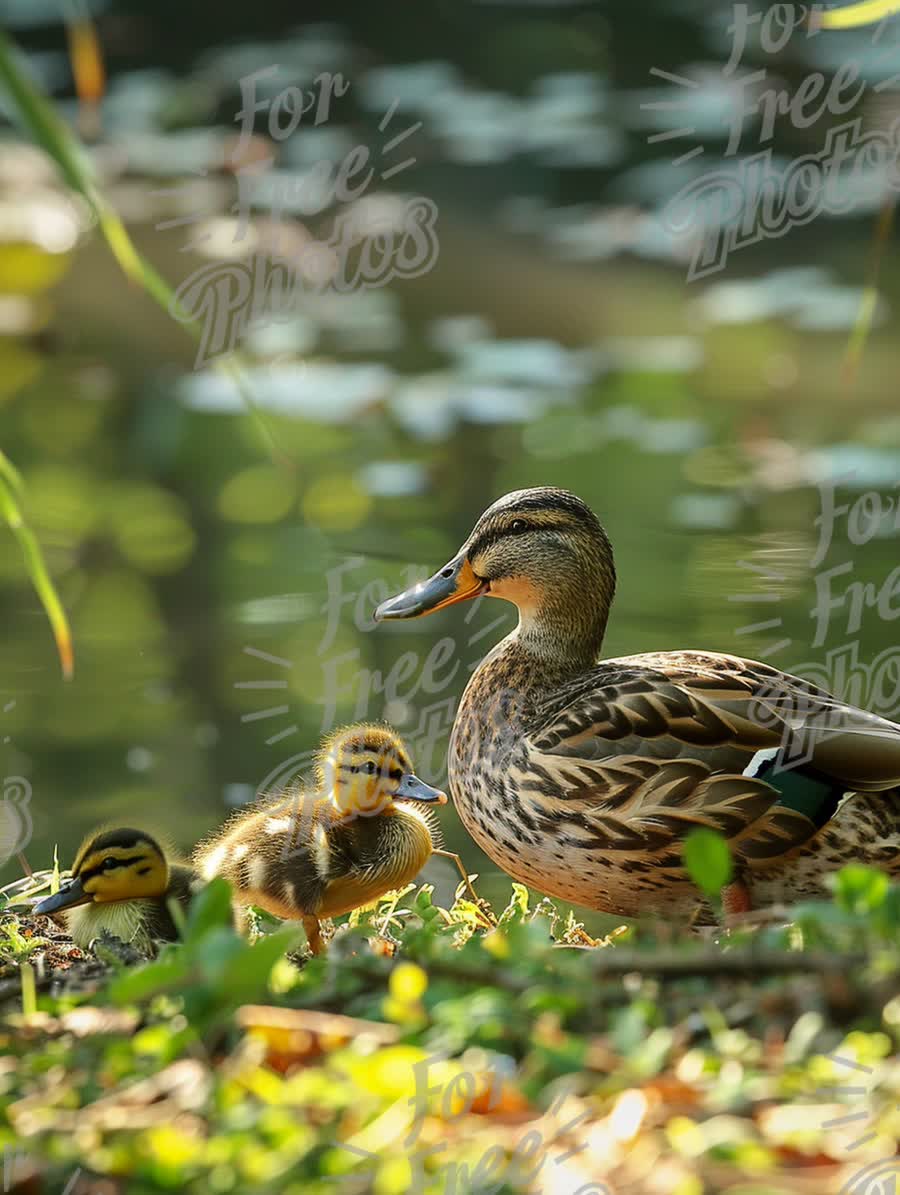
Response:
[[195, 724, 449, 953]]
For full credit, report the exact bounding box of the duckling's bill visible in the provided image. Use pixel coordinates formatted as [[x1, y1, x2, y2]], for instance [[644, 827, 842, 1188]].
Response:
[[375, 555, 487, 620], [34, 877, 90, 915], [395, 774, 447, 803]]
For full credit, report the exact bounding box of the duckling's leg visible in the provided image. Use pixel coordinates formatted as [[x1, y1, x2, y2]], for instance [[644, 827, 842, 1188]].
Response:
[[302, 915, 325, 955], [432, 849, 482, 906]]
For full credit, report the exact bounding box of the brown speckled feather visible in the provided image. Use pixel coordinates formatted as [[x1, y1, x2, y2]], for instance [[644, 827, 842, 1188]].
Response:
[[451, 644, 900, 918], [195, 790, 439, 921], [377, 487, 900, 921]]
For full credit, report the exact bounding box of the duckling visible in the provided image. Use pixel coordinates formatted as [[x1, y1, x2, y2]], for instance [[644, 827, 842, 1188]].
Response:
[[375, 486, 900, 922], [195, 725, 448, 953], [32, 827, 198, 953]]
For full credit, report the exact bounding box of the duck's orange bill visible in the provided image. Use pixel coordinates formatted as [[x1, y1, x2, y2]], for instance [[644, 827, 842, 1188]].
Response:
[[375, 555, 487, 620]]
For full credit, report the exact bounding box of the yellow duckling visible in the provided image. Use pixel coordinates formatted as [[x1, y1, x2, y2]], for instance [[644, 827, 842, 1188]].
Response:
[[195, 725, 450, 953], [33, 827, 198, 953]]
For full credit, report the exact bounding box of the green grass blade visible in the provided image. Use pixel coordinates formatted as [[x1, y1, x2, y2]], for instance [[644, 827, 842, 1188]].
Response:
[[0, 446, 24, 496], [20, 960, 36, 1016], [0, 30, 95, 199], [0, 30, 286, 465], [842, 197, 896, 387], [815, 0, 900, 30], [0, 29, 295, 677], [0, 472, 73, 679]]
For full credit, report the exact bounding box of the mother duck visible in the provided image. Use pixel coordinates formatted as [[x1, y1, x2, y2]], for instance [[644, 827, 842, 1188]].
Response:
[[375, 487, 900, 920]]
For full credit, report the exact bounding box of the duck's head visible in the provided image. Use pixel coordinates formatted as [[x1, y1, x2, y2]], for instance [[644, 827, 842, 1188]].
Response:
[[374, 487, 616, 660], [318, 725, 447, 819], [33, 828, 169, 915]]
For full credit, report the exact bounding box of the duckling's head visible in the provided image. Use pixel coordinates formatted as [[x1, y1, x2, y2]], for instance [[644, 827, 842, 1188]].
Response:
[[318, 725, 447, 819], [375, 487, 616, 661], [33, 828, 169, 916]]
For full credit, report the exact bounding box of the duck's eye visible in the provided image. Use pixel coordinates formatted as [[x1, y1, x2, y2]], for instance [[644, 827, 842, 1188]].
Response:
[[102, 857, 118, 869], [364, 760, 377, 775], [509, 519, 528, 534]]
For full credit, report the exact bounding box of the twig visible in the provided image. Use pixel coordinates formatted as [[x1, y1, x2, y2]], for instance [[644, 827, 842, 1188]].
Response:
[[431, 850, 496, 925], [334, 946, 886, 998], [580, 948, 877, 980]]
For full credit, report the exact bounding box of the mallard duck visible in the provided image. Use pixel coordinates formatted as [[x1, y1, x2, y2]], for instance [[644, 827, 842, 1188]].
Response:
[[195, 724, 451, 953], [32, 827, 198, 952], [375, 486, 900, 921]]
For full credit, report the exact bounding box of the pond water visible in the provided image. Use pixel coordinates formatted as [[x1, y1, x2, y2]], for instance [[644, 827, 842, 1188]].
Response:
[[1, 2, 898, 925]]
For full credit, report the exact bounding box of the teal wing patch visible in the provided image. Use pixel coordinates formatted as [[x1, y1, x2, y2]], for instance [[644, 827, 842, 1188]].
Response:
[[745, 748, 845, 829]]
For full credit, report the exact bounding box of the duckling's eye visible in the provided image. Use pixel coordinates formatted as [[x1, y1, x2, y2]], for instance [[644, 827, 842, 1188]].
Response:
[[509, 519, 528, 534], [364, 760, 377, 775], [102, 857, 118, 870]]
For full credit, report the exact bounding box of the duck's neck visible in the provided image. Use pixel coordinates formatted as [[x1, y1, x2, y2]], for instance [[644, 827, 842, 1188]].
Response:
[[462, 604, 607, 725], [512, 592, 610, 680]]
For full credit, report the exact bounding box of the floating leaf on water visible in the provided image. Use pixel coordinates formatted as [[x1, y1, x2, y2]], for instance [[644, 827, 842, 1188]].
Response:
[[389, 374, 456, 442], [599, 336, 704, 373], [102, 69, 178, 131], [627, 68, 767, 140], [524, 72, 623, 168], [697, 270, 889, 332], [0, 195, 83, 259], [671, 493, 741, 531], [218, 464, 298, 525], [641, 418, 708, 454], [458, 338, 589, 388], [243, 315, 319, 358], [115, 129, 229, 177], [280, 126, 356, 170], [0, 0, 109, 30], [428, 315, 494, 355], [360, 461, 428, 498], [21, 50, 69, 95], [791, 288, 888, 333], [179, 362, 394, 420], [360, 61, 464, 114], [814, 443, 900, 489], [456, 383, 554, 425]]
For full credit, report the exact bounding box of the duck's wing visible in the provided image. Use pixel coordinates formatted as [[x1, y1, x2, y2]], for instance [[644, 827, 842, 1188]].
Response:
[[520, 650, 900, 863]]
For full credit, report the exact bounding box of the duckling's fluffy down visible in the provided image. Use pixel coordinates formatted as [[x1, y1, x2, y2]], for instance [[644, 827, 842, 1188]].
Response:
[[194, 786, 441, 922]]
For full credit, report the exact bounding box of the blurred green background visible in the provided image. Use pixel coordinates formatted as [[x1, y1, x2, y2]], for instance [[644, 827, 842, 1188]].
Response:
[[2, 0, 899, 916]]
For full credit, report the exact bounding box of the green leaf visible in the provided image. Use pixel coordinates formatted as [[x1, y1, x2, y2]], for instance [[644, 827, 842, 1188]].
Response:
[[832, 865, 889, 916], [683, 828, 733, 898], [182, 877, 235, 946], [107, 954, 191, 1005], [217, 925, 304, 1004], [498, 883, 531, 925]]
